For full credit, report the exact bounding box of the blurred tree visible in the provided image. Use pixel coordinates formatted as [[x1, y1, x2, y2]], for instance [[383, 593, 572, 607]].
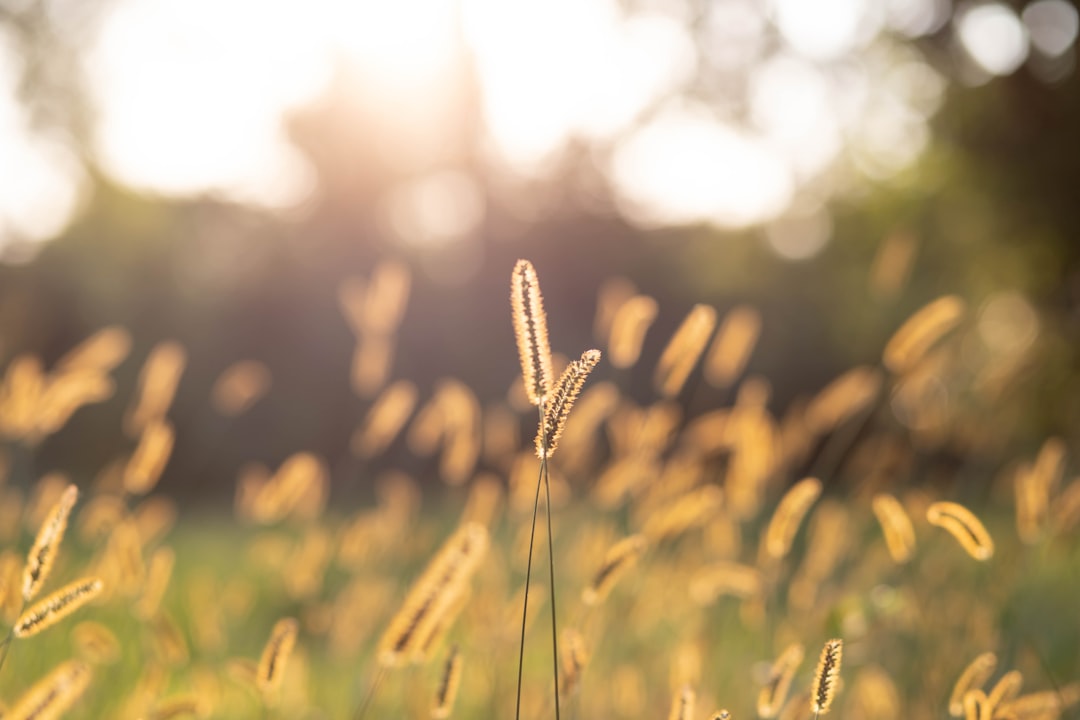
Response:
[[0, 0, 1077, 499]]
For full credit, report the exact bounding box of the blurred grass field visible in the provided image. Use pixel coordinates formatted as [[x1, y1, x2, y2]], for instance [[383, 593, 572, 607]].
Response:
[[0, 260, 1079, 720]]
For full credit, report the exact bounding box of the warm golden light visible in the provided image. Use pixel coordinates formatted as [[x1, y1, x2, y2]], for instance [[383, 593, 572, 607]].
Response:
[[0, 0, 993, 252]]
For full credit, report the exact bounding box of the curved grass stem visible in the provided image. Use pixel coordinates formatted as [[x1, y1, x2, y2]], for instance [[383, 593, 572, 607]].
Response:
[[543, 457, 562, 720], [516, 402, 562, 720], [515, 444, 545, 720], [0, 631, 13, 678], [353, 666, 386, 720]]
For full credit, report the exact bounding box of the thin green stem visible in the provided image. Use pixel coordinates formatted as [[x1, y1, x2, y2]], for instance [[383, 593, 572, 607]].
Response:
[[353, 666, 386, 720], [0, 630, 13, 678], [514, 449, 545, 720], [809, 390, 884, 482], [542, 457, 562, 720]]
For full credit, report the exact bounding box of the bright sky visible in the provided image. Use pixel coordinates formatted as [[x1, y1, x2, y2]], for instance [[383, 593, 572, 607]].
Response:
[[0, 29, 85, 260], [0, 0, 1075, 260]]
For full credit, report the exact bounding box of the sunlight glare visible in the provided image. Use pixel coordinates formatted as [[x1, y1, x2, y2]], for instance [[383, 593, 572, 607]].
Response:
[[764, 203, 833, 261], [610, 103, 793, 229], [956, 3, 1029, 76], [749, 55, 842, 179], [838, 49, 942, 179], [772, 0, 882, 60], [701, 0, 768, 70], [885, 0, 952, 37], [462, 0, 695, 174], [978, 291, 1039, 356], [381, 171, 486, 249], [1022, 0, 1079, 57], [325, 0, 465, 172], [70, 0, 947, 233], [0, 31, 85, 257], [88, 0, 329, 206], [851, 96, 930, 179]]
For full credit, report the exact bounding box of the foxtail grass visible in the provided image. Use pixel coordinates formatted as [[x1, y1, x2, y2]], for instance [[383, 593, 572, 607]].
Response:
[[511, 259, 601, 720], [758, 643, 804, 718], [871, 494, 917, 564], [432, 645, 463, 719], [949, 653, 997, 717], [810, 639, 842, 718], [927, 501, 995, 561]]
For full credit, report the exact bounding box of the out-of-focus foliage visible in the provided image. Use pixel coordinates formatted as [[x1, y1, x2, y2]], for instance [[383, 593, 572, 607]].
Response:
[[0, 0, 1077, 494], [0, 6, 1078, 716], [0, 267, 1078, 718]]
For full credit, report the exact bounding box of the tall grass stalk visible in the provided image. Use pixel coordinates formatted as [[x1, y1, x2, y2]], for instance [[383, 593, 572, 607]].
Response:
[[0, 630, 13, 676], [516, 401, 562, 720]]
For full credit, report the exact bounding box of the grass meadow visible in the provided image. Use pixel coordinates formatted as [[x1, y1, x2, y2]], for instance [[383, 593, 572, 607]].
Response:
[[0, 258, 1077, 720]]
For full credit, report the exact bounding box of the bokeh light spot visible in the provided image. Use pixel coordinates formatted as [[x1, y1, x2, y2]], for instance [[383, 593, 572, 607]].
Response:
[[383, 171, 486, 249], [978, 291, 1039, 356], [0, 31, 85, 257], [1022, 0, 1079, 57], [610, 103, 793, 229], [87, 0, 329, 206], [772, 0, 882, 60], [956, 3, 1029, 76], [763, 204, 833, 261]]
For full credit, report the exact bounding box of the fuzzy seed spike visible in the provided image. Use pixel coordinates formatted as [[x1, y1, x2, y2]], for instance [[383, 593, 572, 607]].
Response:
[[14, 577, 104, 638], [22, 484, 78, 601], [511, 260, 554, 407], [810, 639, 843, 716], [536, 349, 601, 458], [257, 617, 298, 700]]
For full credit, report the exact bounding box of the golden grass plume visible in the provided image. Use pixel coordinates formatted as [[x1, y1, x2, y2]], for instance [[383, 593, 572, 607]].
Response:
[[0, 354, 44, 440], [256, 617, 299, 699], [948, 652, 997, 717], [997, 683, 1080, 720], [654, 304, 717, 398], [125, 341, 186, 436], [56, 325, 132, 374], [559, 629, 588, 697], [536, 349, 602, 458], [511, 259, 554, 407], [608, 295, 659, 369], [7, 659, 92, 720], [352, 380, 418, 458], [669, 684, 696, 720], [764, 477, 823, 560], [22, 483, 78, 601], [804, 366, 882, 436], [14, 577, 104, 638], [986, 670, 1024, 711], [211, 360, 271, 417], [927, 501, 995, 561], [963, 689, 989, 720], [432, 645, 463, 719], [883, 295, 965, 374], [582, 533, 648, 606], [810, 639, 842, 716], [642, 485, 723, 543], [871, 493, 917, 564], [705, 304, 761, 389], [689, 562, 763, 604], [758, 643, 804, 719], [377, 522, 488, 667], [123, 419, 175, 496]]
